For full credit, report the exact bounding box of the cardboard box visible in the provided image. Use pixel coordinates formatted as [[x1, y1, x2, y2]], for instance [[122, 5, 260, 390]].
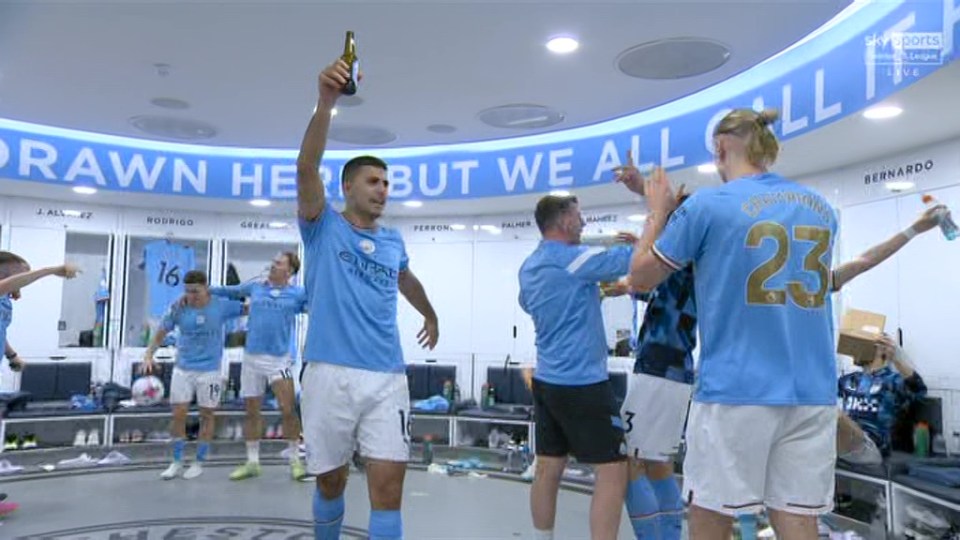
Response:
[[837, 309, 886, 364]]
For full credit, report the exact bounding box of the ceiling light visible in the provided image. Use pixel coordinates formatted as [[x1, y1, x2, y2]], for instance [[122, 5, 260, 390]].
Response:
[[472, 225, 479, 231], [627, 214, 646, 222], [697, 163, 717, 174], [250, 199, 271, 207], [546, 36, 579, 54], [885, 181, 915, 192], [450, 224, 466, 231], [403, 200, 423, 208], [72, 186, 97, 195], [863, 105, 903, 120], [550, 190, 571, 197], [62, 210, 83, 218]]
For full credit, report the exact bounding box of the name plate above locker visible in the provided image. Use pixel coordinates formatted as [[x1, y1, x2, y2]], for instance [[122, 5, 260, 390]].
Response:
[[219, 214, 300, 242], [11, 198, 119, 231], [582, 205, 642, 237], [122, 208, 218, 238], [394, 217, 477, 243], [838, 139, 960, 208], [474, 212, 540, 242]]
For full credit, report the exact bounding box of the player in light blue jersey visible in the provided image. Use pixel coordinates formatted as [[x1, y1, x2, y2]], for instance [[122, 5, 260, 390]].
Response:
[[296, 56, 439, 540], [0, 253, 80, 376], [519, 194, 632, 540], [621, 108, 839, 539], [0, 252, 78, 508], [143, 270, 244, 481], [210, 251, 309, 482]]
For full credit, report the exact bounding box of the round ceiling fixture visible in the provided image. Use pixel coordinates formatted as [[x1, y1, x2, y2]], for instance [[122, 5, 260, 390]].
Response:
[[478, 104, 565, 130], [150, 97, 190, 110], [129, 115, 217, 140], [328, 124, 397, 145], [617, 38, 731, 80], [863, 105, 903, 120], [426, 124, 457, 134], [337, 95, 364, 108], [546, 36, 579, 54]]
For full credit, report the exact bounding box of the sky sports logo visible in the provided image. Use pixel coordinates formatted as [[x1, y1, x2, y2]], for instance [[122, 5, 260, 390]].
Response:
[[865, 32, 945, 66]]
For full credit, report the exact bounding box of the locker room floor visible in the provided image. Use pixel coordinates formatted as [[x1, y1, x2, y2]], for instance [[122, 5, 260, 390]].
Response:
[[1, 463, 639, 539]]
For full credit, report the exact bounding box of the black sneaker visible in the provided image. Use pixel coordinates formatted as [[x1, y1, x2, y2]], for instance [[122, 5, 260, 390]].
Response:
[[21, 433, 37, 449], [2, 434, 18, 451]]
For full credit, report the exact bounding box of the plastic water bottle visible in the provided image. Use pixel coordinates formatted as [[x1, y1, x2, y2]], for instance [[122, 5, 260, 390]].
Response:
[[922, 194, 959, 240], [737, 513, 757, 540], [422, 435, 434, 465], [913, 422, 930, 457]]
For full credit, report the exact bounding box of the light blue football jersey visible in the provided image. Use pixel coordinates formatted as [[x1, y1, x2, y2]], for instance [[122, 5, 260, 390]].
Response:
[[653, 173, 838, 406], [299, 206, 409, 373]]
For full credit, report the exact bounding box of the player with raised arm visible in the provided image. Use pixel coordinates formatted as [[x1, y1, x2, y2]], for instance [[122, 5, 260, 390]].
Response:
[[212, 251, 309, 482], [296, 54, 439, 540]]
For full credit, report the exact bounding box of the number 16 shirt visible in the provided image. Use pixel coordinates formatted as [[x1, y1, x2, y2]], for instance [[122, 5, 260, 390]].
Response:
[[144, 240, 197, 319]]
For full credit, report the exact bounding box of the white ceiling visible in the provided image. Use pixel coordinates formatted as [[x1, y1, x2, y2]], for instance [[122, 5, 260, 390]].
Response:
[[2, 60, 959, 218], [1, 1, 958, 218], [0, 0, 848, 149]]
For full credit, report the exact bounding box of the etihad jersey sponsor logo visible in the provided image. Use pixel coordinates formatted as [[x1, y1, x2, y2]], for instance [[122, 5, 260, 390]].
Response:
[[338, 251, 397, 287]]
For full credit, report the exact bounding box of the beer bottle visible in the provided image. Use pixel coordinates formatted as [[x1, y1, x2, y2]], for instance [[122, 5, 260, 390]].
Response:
[[341, 31, 359, 95]]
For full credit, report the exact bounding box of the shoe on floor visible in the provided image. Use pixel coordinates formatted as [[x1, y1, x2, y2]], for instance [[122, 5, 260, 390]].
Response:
[[290, 460, 307, 481], [20, 433, 37, 449], [57, 453, 97, 468], [2, 435, 18, 451], [0, 460, 24, 475], [73, 430, 87, 447], [229, 462, 261, 481], [160, 461, 183, 480], [86, 429, 100, 447], [183, 462, 204, 480], [98, 451, 132, 466]]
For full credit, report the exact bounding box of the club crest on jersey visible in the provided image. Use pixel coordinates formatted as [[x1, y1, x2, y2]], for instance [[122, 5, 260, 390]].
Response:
[[358, 239, 376, 255], [270, 288, 281, 298], [196, 315, 206, 325]]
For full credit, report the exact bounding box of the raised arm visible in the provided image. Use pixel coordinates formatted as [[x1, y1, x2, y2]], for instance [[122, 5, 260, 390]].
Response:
[[0, 263, 79, 296], [833, 205, 942, 291], [296, 59, 355, 221]]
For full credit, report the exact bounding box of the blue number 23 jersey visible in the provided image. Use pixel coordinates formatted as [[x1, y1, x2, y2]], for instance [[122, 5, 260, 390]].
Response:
[[653, 173, 838, 406]]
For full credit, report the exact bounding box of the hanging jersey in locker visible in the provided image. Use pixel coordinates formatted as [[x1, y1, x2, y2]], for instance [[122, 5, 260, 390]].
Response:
[[142, 241, 197, 318]]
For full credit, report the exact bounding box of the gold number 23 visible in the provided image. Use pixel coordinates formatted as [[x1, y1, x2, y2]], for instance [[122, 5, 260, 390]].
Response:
[[745, 222, 831, 308]]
